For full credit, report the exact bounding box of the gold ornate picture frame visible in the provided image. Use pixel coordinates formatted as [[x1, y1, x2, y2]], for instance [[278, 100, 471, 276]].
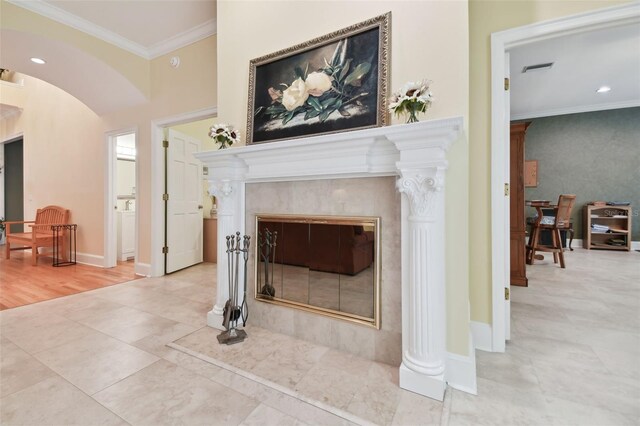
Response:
[[247, 12, 390, 144]]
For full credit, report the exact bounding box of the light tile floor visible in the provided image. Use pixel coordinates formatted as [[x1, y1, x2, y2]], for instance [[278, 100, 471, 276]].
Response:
[[0, 249, 638, 425]]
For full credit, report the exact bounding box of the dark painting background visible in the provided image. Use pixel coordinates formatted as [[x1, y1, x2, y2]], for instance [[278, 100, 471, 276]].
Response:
[[251, 27, 380, 143]]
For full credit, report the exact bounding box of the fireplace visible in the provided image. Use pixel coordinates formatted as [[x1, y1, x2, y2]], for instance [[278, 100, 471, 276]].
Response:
[[253, 214, 382, 328], [195, 117, 463, 401]]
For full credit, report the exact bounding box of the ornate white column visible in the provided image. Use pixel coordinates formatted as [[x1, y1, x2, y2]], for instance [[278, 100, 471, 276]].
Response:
[[396, 169, 447, 401], [206, 176, 246, 329]]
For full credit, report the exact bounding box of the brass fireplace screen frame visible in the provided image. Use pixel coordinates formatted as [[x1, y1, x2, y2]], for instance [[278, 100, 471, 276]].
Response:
[[254, 214, 381, 329]]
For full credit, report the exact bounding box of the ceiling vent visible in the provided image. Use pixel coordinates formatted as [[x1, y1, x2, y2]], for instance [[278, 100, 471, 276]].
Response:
[[522, 62, 554, 73]]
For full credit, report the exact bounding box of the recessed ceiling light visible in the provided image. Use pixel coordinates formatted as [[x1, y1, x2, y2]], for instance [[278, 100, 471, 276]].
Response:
[[30, 57, 46, 65], [596, 86, 611, 93]]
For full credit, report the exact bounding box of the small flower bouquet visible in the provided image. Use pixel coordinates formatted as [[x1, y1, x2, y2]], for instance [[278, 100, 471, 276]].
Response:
[[208, 124, 240, 150], [389, 80, 434, 123]]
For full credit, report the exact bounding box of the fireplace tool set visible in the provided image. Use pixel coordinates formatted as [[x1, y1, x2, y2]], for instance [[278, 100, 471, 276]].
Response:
[[217, 232, 250, 345], [258, 228, 278, 298]]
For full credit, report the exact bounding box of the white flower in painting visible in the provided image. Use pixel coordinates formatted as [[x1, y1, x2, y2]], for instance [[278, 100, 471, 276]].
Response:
[[305, 72, 333, 97], [282, 78, 309, 111]]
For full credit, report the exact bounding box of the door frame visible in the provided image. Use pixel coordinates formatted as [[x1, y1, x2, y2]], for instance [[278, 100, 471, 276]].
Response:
[[490, 3, 639, 352], [150, 106, 217, 277], [104, 127, 138, 270]]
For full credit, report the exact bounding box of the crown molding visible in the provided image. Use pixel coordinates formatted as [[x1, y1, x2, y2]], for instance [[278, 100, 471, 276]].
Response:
[[7, 0, 216, 60], [148, 19, 217, 59], [8, 0, 150, 58], [511, 99, 640, 121]]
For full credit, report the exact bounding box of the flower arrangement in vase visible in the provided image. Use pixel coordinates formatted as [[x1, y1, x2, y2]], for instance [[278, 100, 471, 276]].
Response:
[[209, 124, 241, 149], [389, 79, 434, 123]]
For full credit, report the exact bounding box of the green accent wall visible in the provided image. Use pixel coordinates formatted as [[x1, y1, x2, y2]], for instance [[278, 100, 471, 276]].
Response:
[[522, 107, 640, 241]]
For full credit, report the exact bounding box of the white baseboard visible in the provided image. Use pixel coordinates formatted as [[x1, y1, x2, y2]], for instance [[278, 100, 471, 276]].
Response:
[[446, 332, 477, 395], [135, 262, 151, 277], [471, 321, 492, 352], [75, 252, 104, 267]]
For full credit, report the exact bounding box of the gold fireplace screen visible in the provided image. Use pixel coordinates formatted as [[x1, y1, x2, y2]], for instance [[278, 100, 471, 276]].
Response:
[[255, 215, 381, 329]]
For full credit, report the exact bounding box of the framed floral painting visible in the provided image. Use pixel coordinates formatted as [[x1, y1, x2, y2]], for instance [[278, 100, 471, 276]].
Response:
[[246, 13, 390, 144]]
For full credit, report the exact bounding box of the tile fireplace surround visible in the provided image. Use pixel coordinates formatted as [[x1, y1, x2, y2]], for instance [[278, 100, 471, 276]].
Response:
[[195, 117, 465, 401]]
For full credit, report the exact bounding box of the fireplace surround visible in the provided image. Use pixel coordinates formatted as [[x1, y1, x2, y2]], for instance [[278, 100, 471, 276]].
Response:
[[195, 117, 464, 401]]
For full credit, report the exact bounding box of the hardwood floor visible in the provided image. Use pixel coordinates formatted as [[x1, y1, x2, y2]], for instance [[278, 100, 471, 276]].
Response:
[[0, 250, 140, 310]]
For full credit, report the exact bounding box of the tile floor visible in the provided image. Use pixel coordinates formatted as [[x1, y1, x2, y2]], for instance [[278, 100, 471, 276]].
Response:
[[0, 249, 638, 425]]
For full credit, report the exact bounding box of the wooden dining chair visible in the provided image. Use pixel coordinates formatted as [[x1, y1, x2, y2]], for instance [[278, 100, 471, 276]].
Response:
[[526, 194, 576, 268]]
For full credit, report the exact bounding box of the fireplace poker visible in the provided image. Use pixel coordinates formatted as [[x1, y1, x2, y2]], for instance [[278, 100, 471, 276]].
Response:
[[241, 235, 250, 326]]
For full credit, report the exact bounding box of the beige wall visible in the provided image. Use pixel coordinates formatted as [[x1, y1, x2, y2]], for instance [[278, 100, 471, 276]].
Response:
[[217, 0, 470, 355], [0, 74, 105, 255], [468, 0, 632, 324], [101, 35, 218, 265]]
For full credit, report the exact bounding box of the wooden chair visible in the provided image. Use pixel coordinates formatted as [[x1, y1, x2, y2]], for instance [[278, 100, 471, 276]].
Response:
[[5, 206, 70, 266], [526, 195, 576, 268]]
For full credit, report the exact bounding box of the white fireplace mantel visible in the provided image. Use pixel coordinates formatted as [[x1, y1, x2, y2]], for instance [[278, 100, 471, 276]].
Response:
[[195, 116, 463, 401]]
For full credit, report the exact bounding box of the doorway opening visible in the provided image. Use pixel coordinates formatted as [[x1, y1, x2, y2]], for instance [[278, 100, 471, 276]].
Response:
[[1, 137, 24, 241], [150, 107, 217, 277], [105, 129, 138, 270], [490, 3, 638, 352]]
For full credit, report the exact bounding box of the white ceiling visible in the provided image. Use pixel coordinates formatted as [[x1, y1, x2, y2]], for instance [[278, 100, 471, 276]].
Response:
[[7, 0, 216, 59], [510, 22, 640, 120]]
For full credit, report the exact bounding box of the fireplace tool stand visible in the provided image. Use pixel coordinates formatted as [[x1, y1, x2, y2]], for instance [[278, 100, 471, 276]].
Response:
[[258, 228, 278, 298], [217, 232, 250, 345]]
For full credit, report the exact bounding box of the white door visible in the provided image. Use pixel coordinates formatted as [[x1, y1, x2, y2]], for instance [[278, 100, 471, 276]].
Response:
[[166, 129, 203, 273], [504, 51, 511, 341]]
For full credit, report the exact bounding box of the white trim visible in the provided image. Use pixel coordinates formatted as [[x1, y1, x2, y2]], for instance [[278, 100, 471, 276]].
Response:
[[148, 20, 217, 59], [134, 262, 151, 277], [490, 2, 640, 353], [76, 252, 104, 268], [6, 0, 216, 60], [511, 99, 640, 121], [470, 321, 493, 352], [446, 337, 477, 395], [150, 106, 218, 277], [1, 132, 24, 145]]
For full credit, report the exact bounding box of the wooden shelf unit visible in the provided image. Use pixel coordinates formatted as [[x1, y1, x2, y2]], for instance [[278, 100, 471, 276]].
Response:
[[583, 205, 632, 251]]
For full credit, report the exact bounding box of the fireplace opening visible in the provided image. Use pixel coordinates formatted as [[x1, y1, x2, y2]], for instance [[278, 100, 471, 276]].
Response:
[[255, 214, 381, 328]]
